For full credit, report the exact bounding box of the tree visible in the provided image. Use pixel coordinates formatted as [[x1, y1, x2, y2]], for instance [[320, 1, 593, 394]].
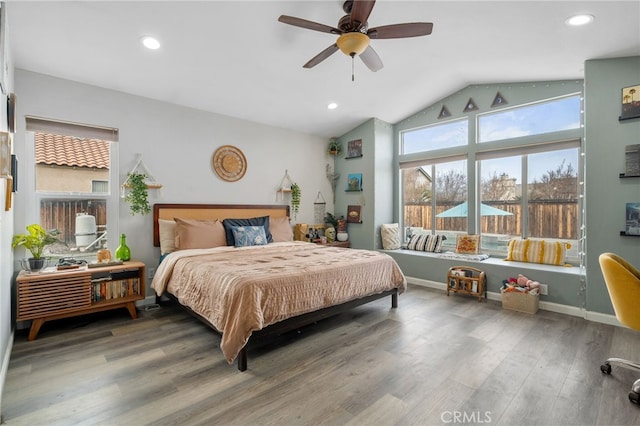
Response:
[[482, 171, 518, 201], [403, 168, 431, 204], [435, 169, 466, 202], [529, 160, 578, 200]]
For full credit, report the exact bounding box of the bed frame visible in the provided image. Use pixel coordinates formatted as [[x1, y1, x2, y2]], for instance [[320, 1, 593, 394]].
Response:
[[153, 203, 399, 371]]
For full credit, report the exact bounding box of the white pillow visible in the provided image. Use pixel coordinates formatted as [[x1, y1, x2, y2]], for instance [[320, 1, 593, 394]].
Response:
[[381, 223, 401, 250], [158, 219, 177, 254]]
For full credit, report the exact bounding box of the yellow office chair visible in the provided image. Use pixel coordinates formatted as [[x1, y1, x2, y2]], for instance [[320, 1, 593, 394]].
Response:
[[599, 252, 640, 404]]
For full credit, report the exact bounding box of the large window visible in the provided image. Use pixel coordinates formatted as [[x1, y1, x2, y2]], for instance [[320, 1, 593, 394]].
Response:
[[478, 146, 579, 255], [402, 159, 467, 250], [25, 117, 119, 259], [399, 89, 583, 260]]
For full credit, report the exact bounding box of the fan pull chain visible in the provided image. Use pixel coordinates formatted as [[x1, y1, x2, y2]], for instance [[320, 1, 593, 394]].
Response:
[[351, 53, 355, 82]]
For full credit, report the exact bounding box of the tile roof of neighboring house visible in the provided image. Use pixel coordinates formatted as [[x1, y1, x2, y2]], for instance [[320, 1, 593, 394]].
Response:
[[35, 133, 110, 169]]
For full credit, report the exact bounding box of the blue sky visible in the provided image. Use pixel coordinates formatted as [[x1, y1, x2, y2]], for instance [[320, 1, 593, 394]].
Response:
[[404, 95, 582, 182]]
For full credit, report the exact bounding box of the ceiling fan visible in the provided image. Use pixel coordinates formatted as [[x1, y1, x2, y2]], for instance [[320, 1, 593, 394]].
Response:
[[278, 0, 433, 79]]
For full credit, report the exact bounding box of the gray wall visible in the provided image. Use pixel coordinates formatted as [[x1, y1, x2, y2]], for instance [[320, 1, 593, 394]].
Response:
[[13, 69, 333, 291], [584, 56, 640, 315]]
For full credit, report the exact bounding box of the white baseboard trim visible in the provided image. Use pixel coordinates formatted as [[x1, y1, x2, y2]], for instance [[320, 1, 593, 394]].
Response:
[[406, 276, 620, 327], [0, 331, 15, 423]]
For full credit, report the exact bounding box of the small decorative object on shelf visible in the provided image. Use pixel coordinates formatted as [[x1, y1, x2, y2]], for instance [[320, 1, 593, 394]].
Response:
[[347, 205, 362, 223], [619, 84, 640, 121], [115, 234, 131, 261], [337, 232, 349, 242], [346, 173, 362, 191], [624, 202, 640, 236], [336, 218, 347, 233], [327, 137, 342, 156], [12, 224, 62, 272], [345, 139, 362, 159], [624, 144, 640, 176]]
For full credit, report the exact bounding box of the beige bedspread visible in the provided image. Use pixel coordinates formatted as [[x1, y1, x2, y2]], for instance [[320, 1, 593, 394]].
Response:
[[151, 241, 406, 363]]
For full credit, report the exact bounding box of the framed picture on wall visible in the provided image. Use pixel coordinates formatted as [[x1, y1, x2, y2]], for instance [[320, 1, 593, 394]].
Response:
[[345, 139, 362, 159], [347, 205, 362, 223], [0, 131, 11, 178], [346, 173, 362, 191], [620, 84, 640, 121]]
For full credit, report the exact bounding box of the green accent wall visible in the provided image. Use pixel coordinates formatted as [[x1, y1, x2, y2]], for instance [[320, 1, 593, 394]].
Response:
[[584, 56, 640, 315]]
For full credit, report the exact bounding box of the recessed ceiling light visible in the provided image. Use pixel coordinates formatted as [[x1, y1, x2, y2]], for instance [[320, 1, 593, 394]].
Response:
[[566, 14, 594, 26], [141, 36, 161, 50], [327, 102, 338, 110]]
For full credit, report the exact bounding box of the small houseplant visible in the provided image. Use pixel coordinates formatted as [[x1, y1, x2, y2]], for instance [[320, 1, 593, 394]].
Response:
[[327, 137, 342, 156], [324, 212, 339, 229], [290, 183, 301, 218], [124, 172, 151, 215], [12, 224, 62, 271]]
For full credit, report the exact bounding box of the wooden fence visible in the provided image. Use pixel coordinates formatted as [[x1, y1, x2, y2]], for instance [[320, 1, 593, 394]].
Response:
[[404, 200, 578, 239], [40, 199, 107, 245]]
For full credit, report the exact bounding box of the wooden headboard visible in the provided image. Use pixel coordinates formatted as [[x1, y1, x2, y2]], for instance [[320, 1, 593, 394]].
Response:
[[153, 203, 290, 247]]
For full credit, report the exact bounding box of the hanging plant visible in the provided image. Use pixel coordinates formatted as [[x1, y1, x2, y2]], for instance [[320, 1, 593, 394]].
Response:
[[327, 137, 342, 156], [290, 182, 301, 218], [124, 172, 151, 215]]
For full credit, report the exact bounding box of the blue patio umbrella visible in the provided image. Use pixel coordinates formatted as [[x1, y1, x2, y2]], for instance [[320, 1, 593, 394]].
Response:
[[436, 201, 513, 218]]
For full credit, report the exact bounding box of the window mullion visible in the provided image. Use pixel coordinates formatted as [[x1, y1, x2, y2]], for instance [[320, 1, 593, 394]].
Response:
[[521, 155, 529, 239]]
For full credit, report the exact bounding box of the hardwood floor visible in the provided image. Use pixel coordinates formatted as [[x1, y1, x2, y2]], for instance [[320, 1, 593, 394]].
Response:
[[4, 284, 640, 425]]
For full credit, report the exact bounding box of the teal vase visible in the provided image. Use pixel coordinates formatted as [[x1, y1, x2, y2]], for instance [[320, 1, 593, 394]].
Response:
[[115, 234, 131, 261]]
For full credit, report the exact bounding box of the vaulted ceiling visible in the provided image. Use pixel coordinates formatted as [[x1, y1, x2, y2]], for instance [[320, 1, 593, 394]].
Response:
[[7, 1, 640, 138]]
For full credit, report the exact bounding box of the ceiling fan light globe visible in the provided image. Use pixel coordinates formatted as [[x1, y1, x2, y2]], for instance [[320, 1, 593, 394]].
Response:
[[336, 32, 370, 56]]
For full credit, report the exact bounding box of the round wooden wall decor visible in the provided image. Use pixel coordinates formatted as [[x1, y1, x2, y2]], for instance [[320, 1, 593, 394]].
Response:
[[212, 145, 247, 182]]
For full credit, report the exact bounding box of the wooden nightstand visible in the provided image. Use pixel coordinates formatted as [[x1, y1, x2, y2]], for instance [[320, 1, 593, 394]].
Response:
[[16, 261, 146, 340]]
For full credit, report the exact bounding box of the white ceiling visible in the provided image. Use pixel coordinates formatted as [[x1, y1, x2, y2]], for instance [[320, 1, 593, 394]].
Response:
[[7, 1, 640, 139]]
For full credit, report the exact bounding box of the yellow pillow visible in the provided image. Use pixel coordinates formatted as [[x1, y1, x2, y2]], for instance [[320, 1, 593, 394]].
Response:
[[506, 239, 572, 266]]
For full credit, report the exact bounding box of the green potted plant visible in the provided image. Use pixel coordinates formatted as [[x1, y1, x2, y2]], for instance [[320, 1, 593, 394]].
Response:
[[327, 137, 342, 156], [12, 224, 62, 271], [324, 212, 339, 229], [290, 183, 301, 218], [124, 172, 151, 215]]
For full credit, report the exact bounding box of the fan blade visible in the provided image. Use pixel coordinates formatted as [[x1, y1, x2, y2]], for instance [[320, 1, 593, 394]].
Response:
[[368, 22, 433, 39], [278, 15, 342, 34], [360, 45, 383, 72], [350, 0, 376, 30], [303, 44, 339, 69]]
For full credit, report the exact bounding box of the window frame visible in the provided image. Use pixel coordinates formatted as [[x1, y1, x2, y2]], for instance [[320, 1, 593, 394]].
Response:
[[397, 88, 584, 261], [24, 130, 119, 258]]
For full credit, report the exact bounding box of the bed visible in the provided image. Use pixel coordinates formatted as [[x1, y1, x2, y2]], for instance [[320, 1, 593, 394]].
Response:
[[151, 203, 407, 371]]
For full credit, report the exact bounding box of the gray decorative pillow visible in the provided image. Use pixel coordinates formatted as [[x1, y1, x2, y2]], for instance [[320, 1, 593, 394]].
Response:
[[231, 226, 268, 247], [380, 223, 401, 250]]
